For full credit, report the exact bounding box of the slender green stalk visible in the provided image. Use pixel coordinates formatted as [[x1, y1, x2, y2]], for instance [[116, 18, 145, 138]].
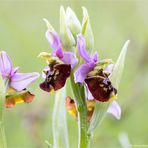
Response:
[[52, 87, 69, 148], [78, 109, 88, 148], [70, 74, 89, 148], [0, 74, 7, 148]]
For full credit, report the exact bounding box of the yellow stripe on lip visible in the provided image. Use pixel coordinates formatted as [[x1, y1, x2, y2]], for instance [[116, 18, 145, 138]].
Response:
[[14, 96, 24, 104]]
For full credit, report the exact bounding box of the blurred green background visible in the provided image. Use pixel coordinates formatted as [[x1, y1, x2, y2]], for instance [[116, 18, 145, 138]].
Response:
[[0, 0, 148, 147]]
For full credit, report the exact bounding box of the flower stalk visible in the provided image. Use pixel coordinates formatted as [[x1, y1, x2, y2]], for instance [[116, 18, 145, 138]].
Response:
[[0, 74, 7, 148], [52, 87, 69, 148], [70, 73, 89, 148]]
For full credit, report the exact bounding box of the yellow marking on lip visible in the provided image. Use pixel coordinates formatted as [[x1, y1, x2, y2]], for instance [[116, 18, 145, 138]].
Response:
[[99, 84, 104, 87], [68, 110, 76, 117], [14, 97, 24, 104], [109, 94, 118, 102]]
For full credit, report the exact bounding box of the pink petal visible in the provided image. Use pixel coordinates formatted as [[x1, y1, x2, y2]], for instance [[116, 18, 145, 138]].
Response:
[[74, 62, 94, 83], [91, 52, 98, 63], [11, 72, 40, 91], [10, 67, 19, 76], [61, 51, 78, 68], [105, 64, 114, 74], [107, 101, 121, 120], [77, 34, 91, 63], [0, 51, 12, 77]]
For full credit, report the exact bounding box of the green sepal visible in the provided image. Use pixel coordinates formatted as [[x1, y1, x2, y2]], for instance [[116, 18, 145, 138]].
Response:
[[95, 59, 114, 70], [43, 18, 55, 31]]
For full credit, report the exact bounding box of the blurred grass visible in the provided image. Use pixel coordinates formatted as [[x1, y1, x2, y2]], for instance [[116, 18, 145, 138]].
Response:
[[0, 0, 148, 147]]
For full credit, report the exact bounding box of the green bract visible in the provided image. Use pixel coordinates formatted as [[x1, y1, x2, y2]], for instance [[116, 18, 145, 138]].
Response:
[[88, 40, 130, 134]]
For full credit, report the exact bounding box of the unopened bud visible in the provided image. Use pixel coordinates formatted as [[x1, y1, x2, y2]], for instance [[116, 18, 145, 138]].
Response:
[[66, 7, 81, 37], [60, 6, 75, 50], [82, 7, 94, 51]]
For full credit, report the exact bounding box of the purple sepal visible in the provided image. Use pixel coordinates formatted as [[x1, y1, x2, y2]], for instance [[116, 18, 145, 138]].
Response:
[[46, 30, 63, 58], [91, 52, 98, 63], [77, 34, 98, 63], [107, 100, 121, 120], [77, 34, 91, 62], [0, 51, 12, 77], [61, 52, 78, 68], [11, 72, 40, 91], [74, 62, 95, 83], [10, 67, 19, 77]]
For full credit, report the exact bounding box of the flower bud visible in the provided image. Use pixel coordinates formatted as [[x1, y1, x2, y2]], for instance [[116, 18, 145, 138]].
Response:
[[60, 6, 75, 50], [66, 7, 82, 37], [82, 7, 94, 51]]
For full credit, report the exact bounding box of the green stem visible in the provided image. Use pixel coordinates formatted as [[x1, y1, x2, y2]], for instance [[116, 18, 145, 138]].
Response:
[[52, 87, 69, 148], [0, 122, 7, 148], [70, 74, 89, 148], [78, 109, 88, 148], [0, 75, 7, 148]]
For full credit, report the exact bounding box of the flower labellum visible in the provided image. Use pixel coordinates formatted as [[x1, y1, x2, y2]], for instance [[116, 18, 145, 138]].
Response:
[[5, 89, 35, 108], [40, 64, 71, 92], [65, 96, 77, 117], [85, 69, 117, 102]]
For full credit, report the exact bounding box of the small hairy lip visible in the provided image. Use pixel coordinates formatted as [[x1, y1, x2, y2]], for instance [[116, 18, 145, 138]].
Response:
[[40, 64, 71, 92]]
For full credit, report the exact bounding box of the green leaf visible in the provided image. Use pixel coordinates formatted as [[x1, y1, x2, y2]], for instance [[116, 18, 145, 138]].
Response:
[[88, 40, 130, 134], [52, 87, 69, 148]]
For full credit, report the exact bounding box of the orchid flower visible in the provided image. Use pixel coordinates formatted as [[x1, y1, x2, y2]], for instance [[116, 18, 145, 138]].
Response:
[[74, 34, 121, 119], [0, 51, 39, 108], [74, 34, 117, 102], [66, 96, 96, 122], [39, 21, 78, 92]]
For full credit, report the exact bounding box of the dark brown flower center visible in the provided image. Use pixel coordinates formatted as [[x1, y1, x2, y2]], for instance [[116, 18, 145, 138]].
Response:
[[85, 69, 117, 102], [40, 64, 71, 92]]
